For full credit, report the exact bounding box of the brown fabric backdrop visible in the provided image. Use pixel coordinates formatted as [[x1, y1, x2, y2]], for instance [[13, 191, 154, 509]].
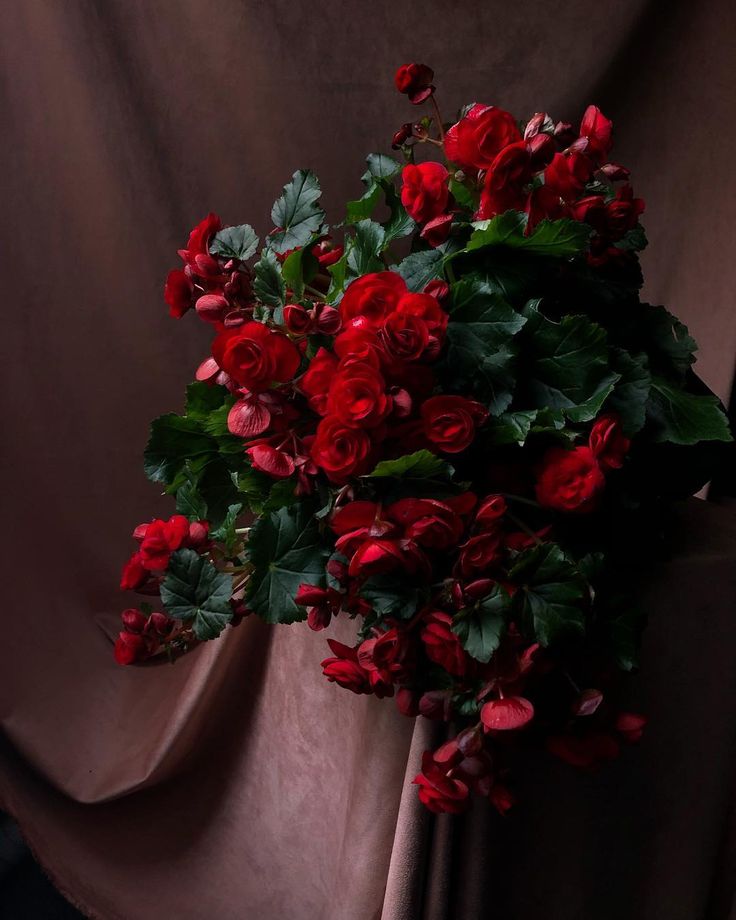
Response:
[[1, 2, 735, 918]]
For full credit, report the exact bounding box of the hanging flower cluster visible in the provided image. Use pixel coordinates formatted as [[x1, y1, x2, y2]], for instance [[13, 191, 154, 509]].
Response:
[[114, 64, 731, 815]]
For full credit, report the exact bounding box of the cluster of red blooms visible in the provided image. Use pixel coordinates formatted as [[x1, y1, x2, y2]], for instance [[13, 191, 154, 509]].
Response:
[[394, 63, 644, 261], [114, 62, 659, 817]]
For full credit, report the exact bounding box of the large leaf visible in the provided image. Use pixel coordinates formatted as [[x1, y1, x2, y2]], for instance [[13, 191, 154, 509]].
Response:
[[605, 350, 651, 435], [443, 279, 526, 414], [510, 544, 588, 646], [465, 212, 591, 258], [452, 585, 510, 662], [144, 415, 213, 483], [365, 449, 454, 482], [209, 224, 259, 261], [247, 504, 330, 624], [254, 248, 286, 308], [484, 409, 539, 446], [647, 378, 732, 445], [393, 250, 445, 292], [160, 548, 233, 640], [268, 170, 325, 254], [346, 153, 402, 222], [346, 220, 385, 277], [175, 475, 209, 520], [360, 575, 426, 620], [521, 303, 619, 423]]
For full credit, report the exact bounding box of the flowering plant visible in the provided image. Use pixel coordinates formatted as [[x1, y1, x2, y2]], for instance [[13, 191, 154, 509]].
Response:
[[115, 65, 732, 815]]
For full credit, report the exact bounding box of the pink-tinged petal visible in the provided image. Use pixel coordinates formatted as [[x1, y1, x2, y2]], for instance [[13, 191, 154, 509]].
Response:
[[481, 696, 535, 731], [330, 501, 380, 535], [228, 399, 272, 438], [246, 444, 295, 479], [195, 356, 221, 382], [573, 688, 604, 717]]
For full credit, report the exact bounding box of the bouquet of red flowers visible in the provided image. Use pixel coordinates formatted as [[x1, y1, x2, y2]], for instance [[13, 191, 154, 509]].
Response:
[[115, 64, 732, 814]]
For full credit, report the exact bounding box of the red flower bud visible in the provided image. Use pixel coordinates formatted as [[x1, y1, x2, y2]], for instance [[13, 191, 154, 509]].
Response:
[[121, 608, 147, 633], [394, 63, 435, 105]]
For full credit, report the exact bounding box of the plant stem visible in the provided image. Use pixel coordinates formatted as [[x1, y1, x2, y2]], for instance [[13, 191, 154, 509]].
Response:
[[430, 95, 445, 144]]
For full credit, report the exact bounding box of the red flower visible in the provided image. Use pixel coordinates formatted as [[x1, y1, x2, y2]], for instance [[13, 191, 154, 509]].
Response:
[[339, 272, 407, 329], [421, 395, 488, 453], [120, 552, 148, 590], [137, 514, 190, 570], [358, 627, 413, 683], [477, 141, 531, 219], [579, 105, 613, 161], [114, 631, 150, 666], [164, 269, 193, 319], [420, 213, 453, 248], [321, 639, 393, 697], [327, 364, 391, 429], [394, 63, 435, 104], [543, 151, 592, 201], [400, 162, 449, 223], [394, 291, 448, 336], [177, 212, 222, 277], [603, 184, 645, 239], [413, 752, 469, 814], [311, 416, 373, 483], [212, 322, 301, 392], [348, 538, 406, 578], [589, 414, 630, 469], [381, 312, 429, 361], [246, 443, 295, 479], [311, 239, 344, 267], [421, 610, 471, 676], [388, 496, 473, 550], [481, 696, 535, 731], [458, 531, 503, 577], [444, 104, 522, 171], [299, 347, 339, 415], [535, 446, 606, 513], [615, 711, 647, 742]]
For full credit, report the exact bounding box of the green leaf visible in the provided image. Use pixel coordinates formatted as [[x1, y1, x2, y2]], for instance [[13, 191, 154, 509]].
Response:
[[360, 575, 426, 620], [365, 152, 403, 181], [347, 220, 385, 277], [268, 170, 325, 254], [614, 224, 647, 253], [510, 544, 588, 646], [365, 449, 454, 481], [210, 502, 244, 556], [521, 303, 619, 423], [604, 602, 646, 671], [325, 251, 348, 304], [393, 250, 445, 292], [647, 378, 732, 445], [443, 279, 526, 414], [160, 548, 233, 640], [247, 504, 330, 624], [449, 178, 477, 211], [640, 305, 697, 380], [254, 249, 286, 308], [606, 350, 651, 435], [185, 382, 230, 420], [175, 476, 208, 520], [281, 246, 319, 299], [484, 410, 538, 446], [465, 212, 591, 257], [381, 186, 415, 245], [452, 585, 510, 662], [209, 224, 259, 261], [143, 415, 213, 483]]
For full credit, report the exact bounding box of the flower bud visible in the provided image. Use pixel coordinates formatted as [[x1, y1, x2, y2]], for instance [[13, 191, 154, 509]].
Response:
[[283, 304, 313, 335], [195, 293, 228, 323], [121, 608, 147, 633]]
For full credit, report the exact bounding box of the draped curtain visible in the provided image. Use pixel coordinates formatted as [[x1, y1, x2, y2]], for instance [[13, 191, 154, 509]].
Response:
[[1, 2, 735, 917]]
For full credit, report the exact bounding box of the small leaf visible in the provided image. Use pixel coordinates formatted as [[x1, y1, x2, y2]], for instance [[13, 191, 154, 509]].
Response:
[[209, 224, 259, 261], [452, 585, 510, 662], [360, 575, 426, 620], [160, 548, 233, 640], [510, 544, 587, 646], [365, 449, 454, 481], [175, 476, 208, 520], [484, 410, 538, 446], [347, 220, 385, 277], [210, 503, 244, 556], [647, 378, 732, 445], [143, 415, 213, 484], [393, 249, 445, 292], [254, 249, 286, 308], [268, 170, 325, 254]]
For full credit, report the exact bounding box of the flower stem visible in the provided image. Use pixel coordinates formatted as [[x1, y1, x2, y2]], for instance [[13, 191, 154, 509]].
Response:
[[430, 95, 445, 144]]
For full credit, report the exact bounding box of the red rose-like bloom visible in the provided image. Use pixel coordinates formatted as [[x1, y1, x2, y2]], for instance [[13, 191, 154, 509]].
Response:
[[421, 610, 471, 676], [579, 105, 613, 161], [138, 514, 190, 570], [603, 184, 645, 240], [444, 104, 522, 171], [589, 414, 630, 470], [400, 163, 449, 223], [458, 531, 503, 577], [120, 552, 148, 590], [212, 322, 300, 392], [177, 212, 222, 276], [413, 752, 469, 814], [421, 395, 488, 453], [299, 347, 338, 415], [114, 631, 150, 666], [394, 63, 435, 104], [311, 416, 373, 483], [327, 364, 391, 429], [535, 446, 606, 513], [394, 292, 448, 336], [543, 152, 592, 201], [381, 312, 429, 361], [420, 213, 453, 248], [339, 272, 407, 329], [164, 268, 193, 319]]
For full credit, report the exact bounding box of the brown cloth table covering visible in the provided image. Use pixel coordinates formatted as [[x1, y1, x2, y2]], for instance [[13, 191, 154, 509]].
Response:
[[2, 1, 736, 918]]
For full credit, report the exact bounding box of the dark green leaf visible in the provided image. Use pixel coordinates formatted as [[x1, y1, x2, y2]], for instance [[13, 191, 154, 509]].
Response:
[[465, 213, 591, 257], [360, 575, 426, 620], [269, 170, 325, 254], [210, 502, 244, 556], [185, 382, 230, 420], [365, 152, 403, 180], [175, 476, 208, 520], [325, 251, 348, 304], [640, 305, 697, 380], [347, 220, 385, 277], [247, 504, 330, 624], [365, 449, 454, 481], [484, 410, 538, 446], [393, 250, 445, 292], [209, 224, 259, 261], [614, 224, 648, 253], [606, 350, 651, 435], [647, 378, 732, 445], [510, 544, 588, 646], [449, 178, 477, 211], [452, 585, 510, 662], [254, 249, 286, 308], [161, 548, 233, 640], [143, 415, 213, 483]]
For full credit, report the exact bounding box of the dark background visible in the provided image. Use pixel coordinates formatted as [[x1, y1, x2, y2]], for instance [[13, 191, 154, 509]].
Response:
[[1, 1, 734, 915]]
